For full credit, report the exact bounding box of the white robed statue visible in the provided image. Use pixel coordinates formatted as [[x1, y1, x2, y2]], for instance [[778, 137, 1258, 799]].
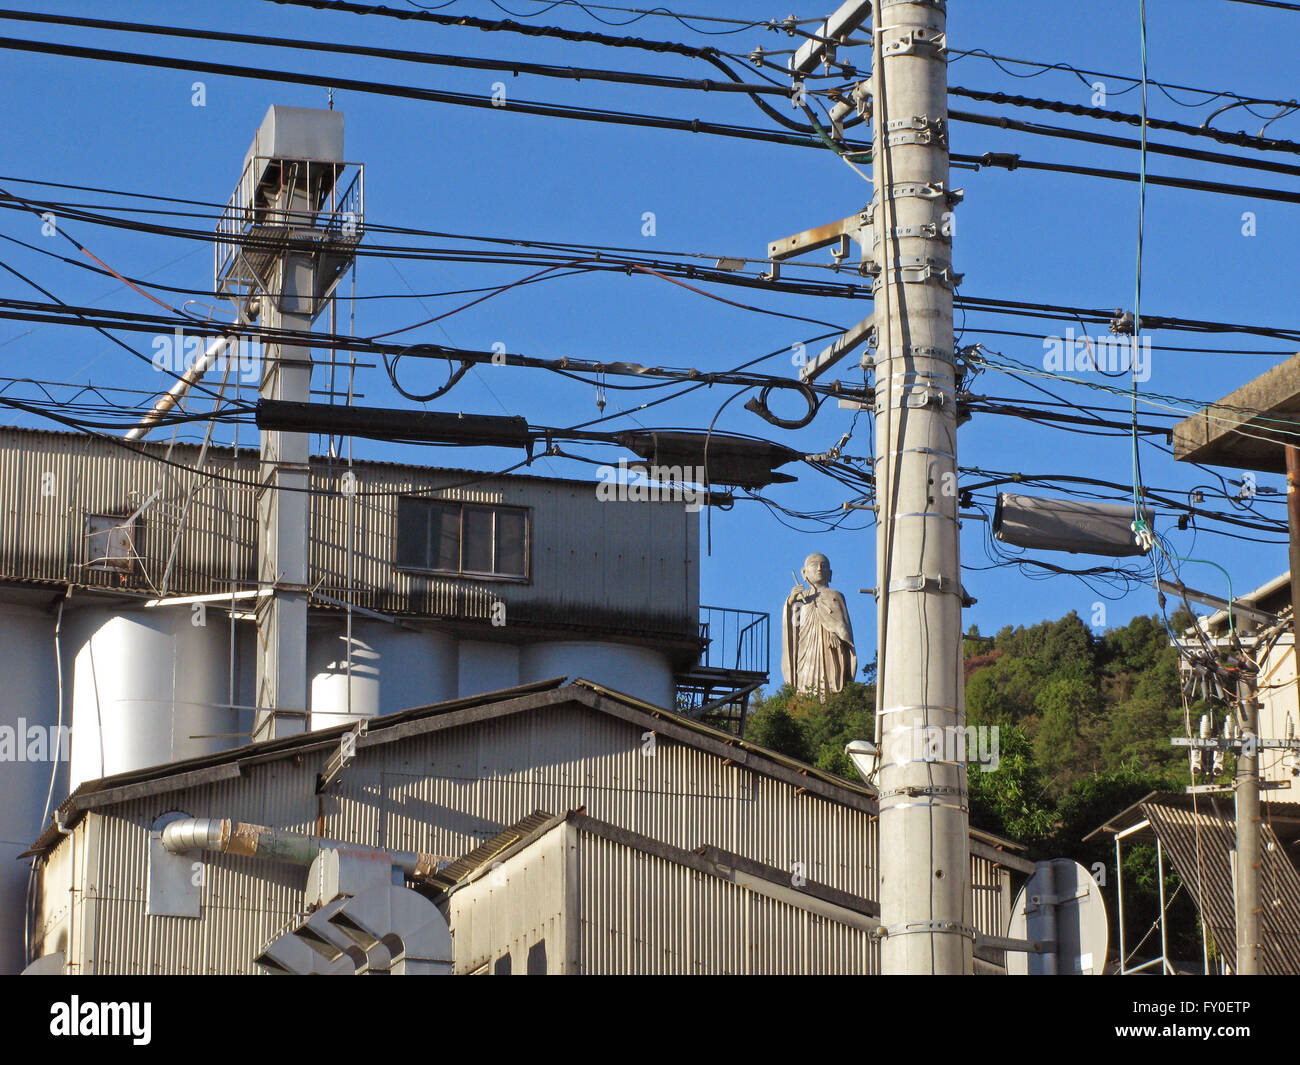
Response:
[[781, 553, 857, 699]]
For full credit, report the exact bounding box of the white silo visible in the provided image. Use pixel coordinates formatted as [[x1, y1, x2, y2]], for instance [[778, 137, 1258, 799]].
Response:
[[66, 605, 237, 790], [0, 600, 64, 975], [519, 640, 674, 708], [308, 621, 457, 729]]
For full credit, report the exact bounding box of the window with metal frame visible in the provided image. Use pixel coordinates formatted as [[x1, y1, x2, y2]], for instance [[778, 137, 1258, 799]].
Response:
[[395, 498, 528, 579]]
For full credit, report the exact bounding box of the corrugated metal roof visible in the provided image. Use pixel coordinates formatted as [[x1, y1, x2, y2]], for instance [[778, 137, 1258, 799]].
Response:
[[425, 808, 557, 892], [1141, 795, 1300, 975], [0, 423, 701, 636]]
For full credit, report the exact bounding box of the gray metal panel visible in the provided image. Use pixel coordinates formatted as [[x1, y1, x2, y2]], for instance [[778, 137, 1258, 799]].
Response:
[[249, 105, 345, 164]]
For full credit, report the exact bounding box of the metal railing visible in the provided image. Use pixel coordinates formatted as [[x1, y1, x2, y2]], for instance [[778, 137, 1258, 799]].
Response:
[[215, 155, 364, 296], [698, 606, 770, 675]]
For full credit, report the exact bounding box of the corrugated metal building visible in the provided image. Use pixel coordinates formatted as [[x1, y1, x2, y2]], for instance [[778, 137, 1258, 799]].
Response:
[[0, 425, 699, 641], [25, 679, 1029, 974], [443, 811, 881, 975]]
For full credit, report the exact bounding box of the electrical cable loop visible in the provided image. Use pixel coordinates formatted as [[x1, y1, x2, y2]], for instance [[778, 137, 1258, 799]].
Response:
[[744, 379, 820, 430]]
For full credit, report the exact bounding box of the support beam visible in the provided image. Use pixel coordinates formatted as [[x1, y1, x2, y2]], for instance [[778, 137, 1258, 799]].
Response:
[[253, 213, 315, 742]]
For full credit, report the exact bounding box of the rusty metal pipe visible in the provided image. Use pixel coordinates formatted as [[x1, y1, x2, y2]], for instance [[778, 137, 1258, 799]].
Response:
[[161, 817, 446, 880]]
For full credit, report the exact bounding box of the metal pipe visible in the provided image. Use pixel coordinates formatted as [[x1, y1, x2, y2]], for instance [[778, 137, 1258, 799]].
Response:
[[160, 817, 446, 880], [1156, 838, 1171, 974], [1285, 445, 1300, 728], [1115, 835, 1127, 974], [124, 298, 260, 441], [1236, 669, 1262, 974]]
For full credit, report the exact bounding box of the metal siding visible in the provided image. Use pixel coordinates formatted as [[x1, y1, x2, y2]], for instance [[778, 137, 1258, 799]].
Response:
[[71, 759, 318, 973], [348, 705, 878, 901], [0, 428, 696, 636], [44, 700, 1011, 973], [576, 828, 875, 975], [445, 824, 569, 974], [31, 820, 80, 971]]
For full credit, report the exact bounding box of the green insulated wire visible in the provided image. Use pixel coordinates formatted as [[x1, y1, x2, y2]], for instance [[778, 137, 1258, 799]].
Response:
[[1131, 0, 1150, 530]]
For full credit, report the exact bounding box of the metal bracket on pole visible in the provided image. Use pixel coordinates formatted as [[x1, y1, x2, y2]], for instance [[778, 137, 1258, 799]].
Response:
[[881, 575, 973, 607], [975, 934, 1053, 955], [878, 0, 947, 11], [880, 783, 967, 800], [874, 920, 977, 941], [789, 0, 874, 77], [800, 314, 875, 383], [886, 116, 948, 149], [876, 345, 952, 364], [889, 573, 955, 595], [768, 210, 873, 263], [883, 181, 964, 207], [878, 222, 948, 242], [881, 28, 948, 59], [885, 384, 951, 409], [873, 256, 961, 289]]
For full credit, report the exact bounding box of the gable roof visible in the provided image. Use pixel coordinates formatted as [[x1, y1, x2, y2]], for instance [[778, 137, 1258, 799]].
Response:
[[25, 677, 1027, 864]]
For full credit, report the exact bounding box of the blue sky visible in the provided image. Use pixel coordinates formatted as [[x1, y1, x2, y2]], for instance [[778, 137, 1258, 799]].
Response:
[[1, 0, 1297, 680]]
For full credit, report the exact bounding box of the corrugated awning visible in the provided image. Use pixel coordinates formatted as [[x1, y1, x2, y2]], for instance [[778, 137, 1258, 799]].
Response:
[[1138, 796, 1300, 974]]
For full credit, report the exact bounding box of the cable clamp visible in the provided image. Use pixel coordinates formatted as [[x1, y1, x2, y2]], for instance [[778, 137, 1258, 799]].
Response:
[[879, 0, 947, 11], [877, 222, 947, 243], [881, 27, 948, 60], [882, 181, 964, 207], [886, 116, 949, 149], [872, 256, 961, 290], [874, 920, 976, 941], [879, 784, 966, 800]]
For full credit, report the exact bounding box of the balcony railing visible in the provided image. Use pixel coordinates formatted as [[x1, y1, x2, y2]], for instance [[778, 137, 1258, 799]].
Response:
[[698, 605, 769, 676]]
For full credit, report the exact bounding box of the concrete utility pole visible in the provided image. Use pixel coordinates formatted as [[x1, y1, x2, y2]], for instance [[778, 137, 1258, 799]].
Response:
[[870, 0, 972, 974], [1235, 667, 1262, 974]]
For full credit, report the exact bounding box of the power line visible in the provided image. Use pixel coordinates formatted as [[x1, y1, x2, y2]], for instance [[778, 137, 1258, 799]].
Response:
[[950, 106, 1300, 179], [949, 85, 1300, 159], [0, 34, 832, 152], [458, 0, 810, 34], [8, 31, 1300, 215], [261, 0, 754, 54], [0, 9, 789, 97], [1222, 0, 1300, 12], [947, 47, 1299, 113], [957, 149, 1300, 207]]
